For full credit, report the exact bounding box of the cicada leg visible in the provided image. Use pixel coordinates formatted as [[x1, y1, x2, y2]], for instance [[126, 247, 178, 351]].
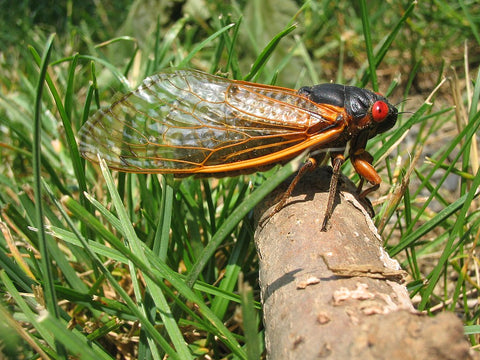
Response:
[[350, 150, 381, 218], [321, 153, 345, 231], [351, 149, 381, 196], [259, 157, 318, 227], [261, 150, 381, 232], [322, 149, 383, 231]]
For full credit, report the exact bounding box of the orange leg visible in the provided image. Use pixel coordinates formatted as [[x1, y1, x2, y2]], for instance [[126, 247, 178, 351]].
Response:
[[351, 148, 381, 219], [351, 150, 381, 198]]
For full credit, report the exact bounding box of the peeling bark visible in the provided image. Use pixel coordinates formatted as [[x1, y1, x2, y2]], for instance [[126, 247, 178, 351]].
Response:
[[254, 166, 472, 360]]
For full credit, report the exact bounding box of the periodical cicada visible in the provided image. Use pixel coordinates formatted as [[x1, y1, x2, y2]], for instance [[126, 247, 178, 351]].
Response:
[[78, 69, 398, 230]]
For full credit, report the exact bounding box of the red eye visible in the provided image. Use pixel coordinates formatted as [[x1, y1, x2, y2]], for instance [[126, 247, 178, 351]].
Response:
[[371, 101, 389, 122]]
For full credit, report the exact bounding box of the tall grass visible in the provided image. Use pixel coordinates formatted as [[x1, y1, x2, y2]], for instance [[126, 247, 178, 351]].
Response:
[[1, 0, 479, 358]]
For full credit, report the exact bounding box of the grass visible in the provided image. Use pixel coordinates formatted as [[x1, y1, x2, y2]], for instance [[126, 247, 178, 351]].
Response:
[[1, 0, 480, 358]]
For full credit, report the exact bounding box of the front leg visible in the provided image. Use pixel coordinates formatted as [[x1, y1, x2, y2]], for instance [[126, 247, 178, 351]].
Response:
[[351, 149, 381, 198]]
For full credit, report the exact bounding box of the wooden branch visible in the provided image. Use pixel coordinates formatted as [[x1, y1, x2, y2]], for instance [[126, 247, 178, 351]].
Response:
[[254, 166, 472, 360]]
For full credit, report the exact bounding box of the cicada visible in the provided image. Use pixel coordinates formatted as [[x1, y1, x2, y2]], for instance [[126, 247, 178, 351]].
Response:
[[78, 69, 398, 230]]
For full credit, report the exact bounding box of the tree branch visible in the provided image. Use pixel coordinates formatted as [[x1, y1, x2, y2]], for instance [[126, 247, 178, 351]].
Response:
[[254, 166, 472, 359]]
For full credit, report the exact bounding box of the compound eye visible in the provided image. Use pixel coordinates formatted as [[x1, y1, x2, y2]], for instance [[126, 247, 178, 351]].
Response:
[[371, 101, 389, 122]]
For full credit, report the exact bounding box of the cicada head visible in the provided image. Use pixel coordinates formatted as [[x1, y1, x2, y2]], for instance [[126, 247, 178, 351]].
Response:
[[298, 84, 398, 139], [363, 92, 398, 136]]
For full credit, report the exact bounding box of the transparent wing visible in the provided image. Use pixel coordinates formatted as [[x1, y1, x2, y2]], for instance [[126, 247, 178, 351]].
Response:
[[78, 69, 344, 174]]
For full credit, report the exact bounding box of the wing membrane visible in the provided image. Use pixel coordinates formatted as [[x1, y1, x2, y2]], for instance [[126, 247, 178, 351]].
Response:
[[78, 69, 345, 174]]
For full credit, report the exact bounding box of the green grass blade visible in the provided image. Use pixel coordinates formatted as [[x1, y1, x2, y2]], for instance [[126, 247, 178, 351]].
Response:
[[239, 275, 261, 360], [359, 1, 416, 87], [98, 157, 193, 360], [389, 191, 473, 256], [153, 177, 174, 260], [243, 24, 296, 81], [359, 0, 377, 90], [1, 271, 56, 357], [39, 313, 113, 359], [418, 166, 480, 310], [51, 192, 182, 359], [177, 23, 235, 68], [30, 33, 67, 358], [157, 17, 187, 69]]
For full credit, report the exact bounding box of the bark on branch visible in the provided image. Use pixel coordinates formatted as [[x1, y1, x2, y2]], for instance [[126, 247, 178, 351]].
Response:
[[254, 166, 472, 360]]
